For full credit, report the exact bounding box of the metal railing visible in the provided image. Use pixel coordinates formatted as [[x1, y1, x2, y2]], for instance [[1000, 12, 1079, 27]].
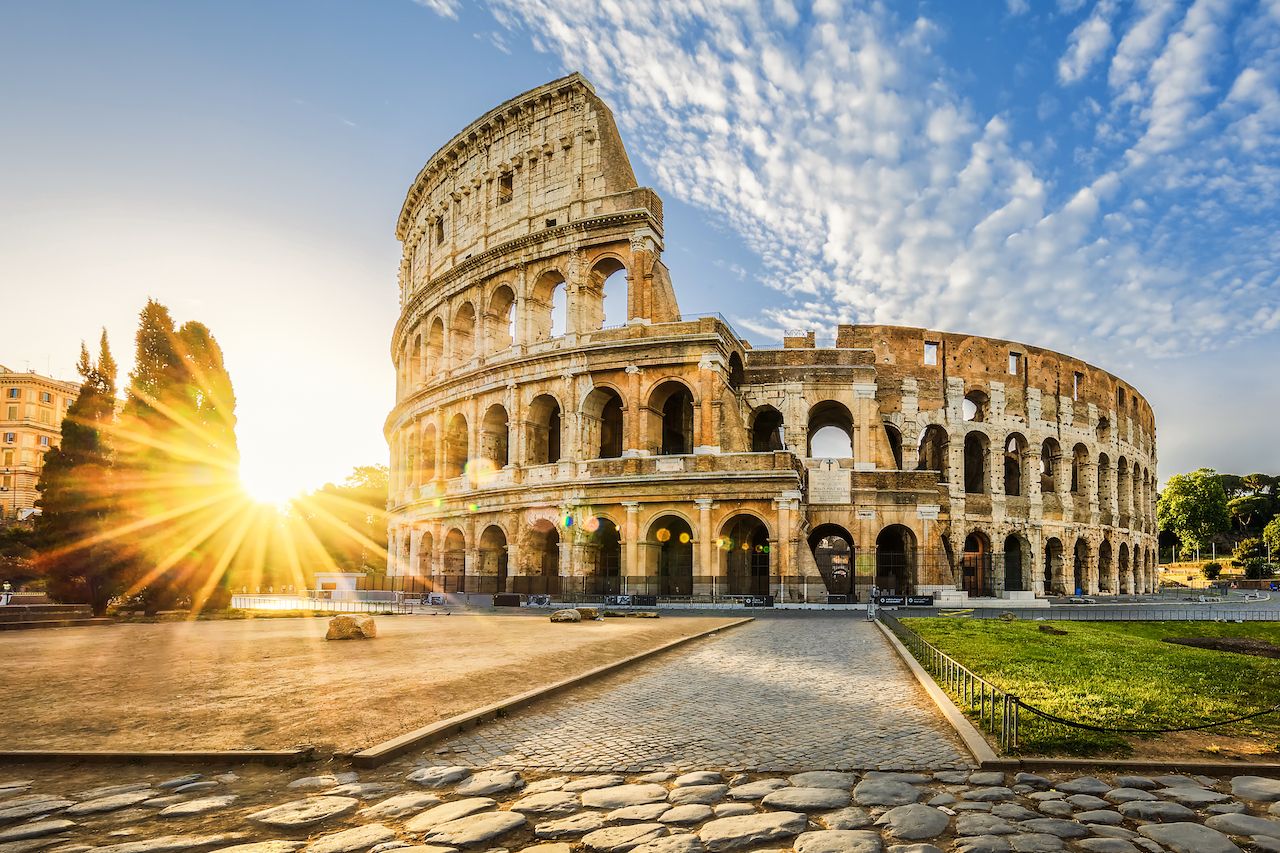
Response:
[[881, 613, 1020, 750], [230, 594, 413, 614]]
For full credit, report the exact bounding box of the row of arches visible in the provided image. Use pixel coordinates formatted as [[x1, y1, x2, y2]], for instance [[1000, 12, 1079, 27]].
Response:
[[399, 258, 630, 392]]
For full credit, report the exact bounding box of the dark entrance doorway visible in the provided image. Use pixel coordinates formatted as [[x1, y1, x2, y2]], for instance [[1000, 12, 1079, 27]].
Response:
[[808, 524, 855, 599]]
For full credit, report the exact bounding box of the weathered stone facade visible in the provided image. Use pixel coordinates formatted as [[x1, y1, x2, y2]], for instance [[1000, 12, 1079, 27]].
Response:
[[385, 74, 1158, 601]]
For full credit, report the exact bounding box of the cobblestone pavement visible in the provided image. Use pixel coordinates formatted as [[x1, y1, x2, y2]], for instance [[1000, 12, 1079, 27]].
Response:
[[432, 615, 972, 772]]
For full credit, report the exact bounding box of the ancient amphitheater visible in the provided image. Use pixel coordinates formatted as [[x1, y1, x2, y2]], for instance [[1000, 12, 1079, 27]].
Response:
[[385, 74, 1158, 604]]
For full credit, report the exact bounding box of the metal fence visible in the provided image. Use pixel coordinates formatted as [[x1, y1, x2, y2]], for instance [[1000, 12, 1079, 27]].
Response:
[[986, 606, 1279, 622], [880, 613, 1020, 749], [229, 594, 414, 614]]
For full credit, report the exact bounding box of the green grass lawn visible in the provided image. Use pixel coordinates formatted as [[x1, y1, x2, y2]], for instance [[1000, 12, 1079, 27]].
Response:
[[901, 618, 1280, 757]]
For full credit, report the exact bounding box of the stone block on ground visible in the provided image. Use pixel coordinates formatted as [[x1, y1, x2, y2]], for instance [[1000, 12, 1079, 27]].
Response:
[[422, 811, 527, 847], [247, 797, 359, 829], [792, 829, 884, 853], [698, 811, 807, 851], [325, 615, 376, 640], [550, 609, 582, 623]]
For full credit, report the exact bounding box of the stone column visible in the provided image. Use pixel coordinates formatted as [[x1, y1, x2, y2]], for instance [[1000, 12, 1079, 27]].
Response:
[[625, 366, 643, 454], [623, 501, 641, 578], [695, 498, 714, 583]]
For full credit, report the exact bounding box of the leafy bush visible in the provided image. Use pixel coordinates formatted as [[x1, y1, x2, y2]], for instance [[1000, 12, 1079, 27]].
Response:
[[1202, 562, 1223, 580]]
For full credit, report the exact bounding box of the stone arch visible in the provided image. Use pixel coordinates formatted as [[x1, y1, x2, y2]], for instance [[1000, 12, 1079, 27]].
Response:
[[586, 515, 622, 593], [647, 379, 695, 455], [416, 530, 434, 576], [1004, 433, 1029, 497], [582, 385, 625, 459], [808, 523, 856, 597], [964, 431, 990, 494], [961, 530, 992, 596], [646, 514, 694, 596], [1072, 538, 1089, 594], [526, 519, 561, 594], [427, 316, 444, 375], [530, 269, 568, 341], [587, 255, 629, 331], [444, 413, 469, 479], [807, 400, 853, 458], [1071, 442, 1089, 493], [1003, 533, 1028, 592], [419, 423, 437, 482], [526, 393, 563, 465], [963, 389, 989, 422], [409, 334, 423, 389], [1119, 541, 1131, 594], [451, 301, 477, 366], [1040, 437, 1061, 493], [750, 405, 785, 453], [884, 423, 904, 470], [720, 514, 771, 596], [918, 424, 949, 481], [1117, 455, 1131, 519], [1097, 415, 1111, 443], [1098, 452, 1113, 513], [727, 352, 745, 391], [485, 283, 517, 354], [1098, 538, 1114, 593], [480, 404, 510, 468], [406, 429, 420, 489], [1044, 537, 1064, 596], [443, 527, 466, 581], [876, 525, 916, 595], [478, 524, 509, 593]]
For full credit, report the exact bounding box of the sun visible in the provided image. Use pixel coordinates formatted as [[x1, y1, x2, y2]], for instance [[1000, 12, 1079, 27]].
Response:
[[238, 468, 302, 509]]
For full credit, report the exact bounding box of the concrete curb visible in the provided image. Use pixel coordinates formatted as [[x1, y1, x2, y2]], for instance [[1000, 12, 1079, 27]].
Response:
[[351, 616, 755, 768], [874, 619, 994, 767], [0, 747, 315, 766]]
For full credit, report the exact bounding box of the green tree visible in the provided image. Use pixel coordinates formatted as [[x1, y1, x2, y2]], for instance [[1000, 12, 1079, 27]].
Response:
[[293, 465, 389, 575], [1202, 562, 1222, 581], [1156, 468, 1230, 554], [1229, 494, 1272, 531], [1265, 515, 1280, 558], [1235, 537, 1264, 562], [1218, 473, 1247, 497], [36, 333, 121, 614], [1243, 473, 1271, 494], [0, 524, 39, 586]]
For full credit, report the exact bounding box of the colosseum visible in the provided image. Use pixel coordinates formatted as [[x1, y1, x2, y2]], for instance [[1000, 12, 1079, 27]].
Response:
[[385, 73, 1159, 605]]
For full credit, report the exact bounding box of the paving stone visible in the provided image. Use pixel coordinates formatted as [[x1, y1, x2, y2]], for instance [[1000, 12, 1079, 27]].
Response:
[[0, 822, 75, 843], [989, 805, 1036, 821], [563, 777, 627, 793], [1203, 801, 1246, 814], [1137, 821, 1239, 853], [358, 793, 442, 820], [956, 815, 1018, 836], [885, 846, 943, 853], [156, 776, 201, 791], [760, 788, 849, 811], [1154, 786, 1230, 805], [305, 824, 396, 853], [581, 823, 669, 852], [628, 835, 703, 853], [1253, 836, 1280, 853], [423, 811, 527, 847], [1074, 809, 1124, 825], [1013, 774, 1050, 790], [1087, 826, 1138, 840], [1026, 792, 1063, 802], [453, 771, 523, 798], [523, 777, 570, 795], [1007, 835, 1063, 852], [926, 795, 955, 807], [1065, 795, 1109, 810], [1102, 789, 1155, 803], [65, 793, 154, 816], [0, 840, 69, 853], [727, 781, 789, 801], [246, 797, 360, 830], [509, 792, 579, 816], [323, 783, 397, 799], [405, 768, 470, 789], [637, 774, 676, 785], [607, 805, 671, 823], [74, 784, 151, 801], [863, 773, 931, 784], [583, 786, 669, 810], [712, 804, 754, 818], [962, 788, 1016, 803], [1053, 778, 1110, 796], [952, 836, 1010, 853], [534, 812, 607, 838], [852, 780, 920, 807], [968, 773, 1006, 786], [403, 799, 497, 833], [660, 805, 713, 825], [697, 811, 807, 851], [173, 783, 220, 795], [1151, 775, 1201, 789], [212, 843, 307, 853], [521, 845, 571, 853], [1114, 776, 1156, 790], [874, 804, 949, 840], [142, 797, 185, 809], [667, 786, 728, 807], [157, 796, 237, 818], [789, 773, 858, 789], [1016, 819, 1088, 839], [0, 800, 73, 823], [791, 830, 882, 853], [1203, 811, 1280, 836], [952, 802, 992, 812], [673, 774, 722, 788], [1116, 800, 1196, 822], [1273, 802, 1280, 816], [88, 835, 246, 853], [931, 772, 969, 785], [1075, 841, 1139, 853]]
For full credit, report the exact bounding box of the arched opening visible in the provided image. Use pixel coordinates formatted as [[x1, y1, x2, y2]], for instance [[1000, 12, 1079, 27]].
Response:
[[478, 525, 509, 594], [531, 270, 568, 342], [406, 430, 420, 489], [1040, 438, 1061, 493], [588, 257, 628, 330], [409, 335, 423, 388], [1044, 537, 1063, 596], [648, 515, 693, 596], [918, 425, 949, 482], [1098, 453, 1112, 513], [964, 432, 990, 494], [416, 530, 434, 577], [808, 524, 856, 598], [1002, 534, 1025, 592], [427, 317, 444, 375], [1098, 539, 1114, 593], [963, 390, 989, 422], [884, 423, 904, 470], [750, 405, 785, 453], [1118, 542, 1131, 594], [721, 515, 770, 596], [486, 285, 516, 354], [443, 528, 466, 588], [961, 531, 992, 597], [1097, 416, 1111, 443], [876, 525, 916, 595], [452, 302, 476, 366], [1004, 434, 1027, 496], [583, 387, 624, 459], [1072, 538, 1089, 595], [480, 404, 509, 469], [587, 517, 622, 595], [527, 394, 562, 465], [419, 423, 437, 482], [1117, 456, 1131, 518], [648, 381, 694, 455], [807, 401, 853, 458], [526, 520, 561, 595], [444, 414, 469, 479], [727, 352, 745, 390], [1070, 443, 1088, 493]]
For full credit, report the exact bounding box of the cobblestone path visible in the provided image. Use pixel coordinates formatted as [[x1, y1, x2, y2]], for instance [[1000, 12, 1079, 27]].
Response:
[[434, 615, 972, 772]]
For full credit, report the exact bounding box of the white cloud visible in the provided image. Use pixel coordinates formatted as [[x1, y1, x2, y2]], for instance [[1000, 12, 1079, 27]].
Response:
[[413, 0, 461, 19], [1059, 0, 1119, 84]]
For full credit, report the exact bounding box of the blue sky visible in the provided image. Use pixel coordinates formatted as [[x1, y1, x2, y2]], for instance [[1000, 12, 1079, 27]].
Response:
[[2, 0, 1277, 500]]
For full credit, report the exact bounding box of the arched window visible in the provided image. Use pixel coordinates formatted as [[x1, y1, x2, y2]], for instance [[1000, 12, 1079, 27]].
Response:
[[416, 530, 434, 577], [1098, 452, 1112, 512], [884, 423, 904, 470], [648, 381, 694, 455], [1118, 542, 1131, 594], [1072, 538, 1089, 595], [807, 401, 853, 458], [406, 430, 420, 489], [648, 515, 693, 596], [721, 515, 770, 596], [1040, 438, 1061, 493], [427, 317, 444, 375], [918, 425, 949, 481], [478, 525, 509, 594], [444, 414, 468, 479], [727, 352, 745, 390], [1097, 416, 1111, 443], [410, 335, 423, 388], [876, 525, 916, 595], [961, 532, 992, 596], [964, 432, 990, 494], [588, 257, 629, 331], [963, 390, 988, 422], [419, 423, 437, 482], [443, 528, 466, 585], [808, 524, 855, 598], [1044, 537, 1064, 596], [1004, 434, 1027, 496], [1098, 539, 1114, 592], [531, 270, 568, 342], [1071, 443, 1089, 493], [587, 517, 622, 594], [527, 394, 562, 465], [1117, 456, 1131, 518], [1003, 534, 1024, 592], [582, 387, 625, 459], [528, 520, 561, 595], [750, 406, 785, 453], [480, 404, 509, 468], [486, 285, 516, 354], [452, 302, 476, 366]]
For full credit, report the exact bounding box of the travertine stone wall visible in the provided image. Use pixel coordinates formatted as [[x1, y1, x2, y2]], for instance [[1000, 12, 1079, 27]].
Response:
[[385, 75, 1158, 599]]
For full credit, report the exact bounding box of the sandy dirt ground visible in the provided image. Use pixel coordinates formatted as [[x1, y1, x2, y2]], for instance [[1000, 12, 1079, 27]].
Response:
[[0, 613, 738, 753]]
